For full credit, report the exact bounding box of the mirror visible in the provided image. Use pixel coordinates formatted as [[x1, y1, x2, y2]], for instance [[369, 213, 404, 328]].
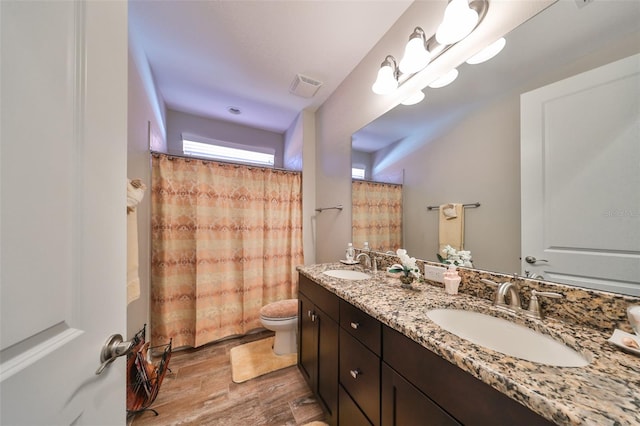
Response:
[[352, 1, 640, 288]]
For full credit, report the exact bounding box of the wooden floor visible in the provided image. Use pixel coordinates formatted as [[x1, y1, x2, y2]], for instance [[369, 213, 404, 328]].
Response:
[[129, 330, 325, 426]]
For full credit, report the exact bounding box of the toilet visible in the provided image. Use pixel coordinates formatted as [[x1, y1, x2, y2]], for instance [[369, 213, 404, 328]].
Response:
[[259, 299, 298, 355]]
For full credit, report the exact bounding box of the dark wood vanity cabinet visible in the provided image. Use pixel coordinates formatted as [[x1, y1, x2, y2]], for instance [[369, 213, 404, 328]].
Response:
[[382, 326, 554, 426], [298, 274, 553, 426], [298, 275, 339, 426]]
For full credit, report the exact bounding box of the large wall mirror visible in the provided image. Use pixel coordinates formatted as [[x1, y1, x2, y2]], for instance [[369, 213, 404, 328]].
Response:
[[352, 1, 640, 294]]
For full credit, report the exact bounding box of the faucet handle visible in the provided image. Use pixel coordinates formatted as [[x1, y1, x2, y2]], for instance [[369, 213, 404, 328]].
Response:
[[525, 289, 562, 319], [481, 278, 499, 287]]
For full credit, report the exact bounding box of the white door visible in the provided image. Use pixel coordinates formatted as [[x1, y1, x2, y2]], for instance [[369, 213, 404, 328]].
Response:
[[1, 1, 128, 424], [521, 53, 640, 295]]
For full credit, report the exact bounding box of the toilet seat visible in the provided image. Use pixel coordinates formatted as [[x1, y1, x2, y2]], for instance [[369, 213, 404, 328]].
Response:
[[259, 299, 297, 320]]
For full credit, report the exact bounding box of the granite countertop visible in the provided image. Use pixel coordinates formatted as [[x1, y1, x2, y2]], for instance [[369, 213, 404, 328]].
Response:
[[297, 263, 640, 426]]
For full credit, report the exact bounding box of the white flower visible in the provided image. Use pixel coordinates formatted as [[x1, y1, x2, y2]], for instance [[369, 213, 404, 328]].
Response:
[[440, 245, 473, 267], [388, 248, 422, 279]]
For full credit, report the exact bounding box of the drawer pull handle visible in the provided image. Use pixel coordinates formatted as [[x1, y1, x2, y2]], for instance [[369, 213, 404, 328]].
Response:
[[311, 313, 317, 322], [350, 322, 360, 329], [350, 369, 361, 379]]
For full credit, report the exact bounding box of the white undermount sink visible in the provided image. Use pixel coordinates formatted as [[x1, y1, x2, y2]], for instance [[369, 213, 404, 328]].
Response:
[[322, 269, 371, 280], [427, 309, 590, 367]]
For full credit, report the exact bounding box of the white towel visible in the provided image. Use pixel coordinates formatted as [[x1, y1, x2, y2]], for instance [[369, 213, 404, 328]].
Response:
[[439, 203, 464, 253], [127, 178, 146, 212], [127, 178, 146, 305]]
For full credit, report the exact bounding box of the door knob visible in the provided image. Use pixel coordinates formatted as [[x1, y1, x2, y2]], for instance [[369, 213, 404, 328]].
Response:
[[95, 333, 134, 375], [525, 256, 548, 264]]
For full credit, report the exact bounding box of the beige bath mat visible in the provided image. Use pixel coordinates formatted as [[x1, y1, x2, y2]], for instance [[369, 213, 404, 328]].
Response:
[[230, 337, 297, 383]]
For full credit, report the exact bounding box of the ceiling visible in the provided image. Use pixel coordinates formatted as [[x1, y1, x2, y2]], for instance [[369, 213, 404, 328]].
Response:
[[128, 0, 415, 134], [352, 0, 640, 153]]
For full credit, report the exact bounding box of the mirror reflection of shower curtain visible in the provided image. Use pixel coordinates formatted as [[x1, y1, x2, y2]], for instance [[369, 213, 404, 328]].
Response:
[[150, 154, 303, 349], [352, 180, 402, 253]]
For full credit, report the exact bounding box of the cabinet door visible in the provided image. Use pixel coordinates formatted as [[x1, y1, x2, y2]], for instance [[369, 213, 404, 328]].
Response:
[[298, 292, 317, 388], [317, 309, 339, 425], [382, 363, 460, 426], [340, 385, 373, 426]]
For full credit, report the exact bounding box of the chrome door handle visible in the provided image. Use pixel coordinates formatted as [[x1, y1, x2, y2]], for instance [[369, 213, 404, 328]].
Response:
[[95, 333, 134, 375], [350, 368, 361, 379], [350, 322, 360, 329], [525, 256, 548, 264]]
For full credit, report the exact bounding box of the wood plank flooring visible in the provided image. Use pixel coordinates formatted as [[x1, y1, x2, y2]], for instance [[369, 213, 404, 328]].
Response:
[[129, 330, 325, 426]]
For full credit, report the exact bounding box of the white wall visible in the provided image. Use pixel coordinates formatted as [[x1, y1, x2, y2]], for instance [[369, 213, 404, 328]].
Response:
[[127, 37, 166, 339], [166, 109, 285, 167], [285, 110, 317, 265]]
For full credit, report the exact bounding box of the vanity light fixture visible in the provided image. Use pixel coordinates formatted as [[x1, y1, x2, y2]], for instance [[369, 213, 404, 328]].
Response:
[[372, 0, 489, 98], [436, 0, 479, 45], [399, 27, 432, 74], [466, 37, 506, 64], [428, 68, 459, 88], [372, 55, 400, 95], [401, 90, 426, 106]]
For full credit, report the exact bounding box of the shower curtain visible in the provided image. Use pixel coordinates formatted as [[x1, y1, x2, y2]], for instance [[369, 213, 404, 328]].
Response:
[[352, 180, 402, 253], [150, 154, 303, 349]]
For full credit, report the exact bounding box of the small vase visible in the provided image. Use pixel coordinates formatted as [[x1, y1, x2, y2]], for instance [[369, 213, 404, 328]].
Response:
[[399, 275, 414, 289]]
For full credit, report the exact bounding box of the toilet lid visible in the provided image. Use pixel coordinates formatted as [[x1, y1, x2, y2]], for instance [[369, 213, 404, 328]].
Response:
[[260, 299, 298, 319]]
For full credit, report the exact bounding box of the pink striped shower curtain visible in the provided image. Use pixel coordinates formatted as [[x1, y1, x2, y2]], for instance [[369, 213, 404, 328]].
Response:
[[150, 154, 303, 349], [352, 180, 403, 253]]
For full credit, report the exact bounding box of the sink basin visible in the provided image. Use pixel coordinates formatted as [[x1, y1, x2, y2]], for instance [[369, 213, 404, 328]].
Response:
[[322, 269, 371, 280], [427, 309, 590, 367]]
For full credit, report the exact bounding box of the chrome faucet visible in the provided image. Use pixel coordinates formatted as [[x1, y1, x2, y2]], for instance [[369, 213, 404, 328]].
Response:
[[497, 281, 522, 310], [481, 279, 522, 313], [524, 270, 545, 280], [356, 252, 376, 272]]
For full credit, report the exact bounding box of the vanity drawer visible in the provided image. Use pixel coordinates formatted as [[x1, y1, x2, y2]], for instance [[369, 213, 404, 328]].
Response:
[[340, 300, 381, 356], [340, 329, 380, 426], [299, 274, 339, 320]]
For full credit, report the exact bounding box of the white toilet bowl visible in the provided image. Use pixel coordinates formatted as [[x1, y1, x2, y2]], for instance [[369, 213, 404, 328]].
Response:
[[260, 299, 298, 355]]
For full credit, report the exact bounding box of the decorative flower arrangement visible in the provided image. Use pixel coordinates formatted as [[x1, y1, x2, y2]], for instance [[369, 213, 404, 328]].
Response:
[[437, 245, 473, 267], [387, 249, 422, 280]]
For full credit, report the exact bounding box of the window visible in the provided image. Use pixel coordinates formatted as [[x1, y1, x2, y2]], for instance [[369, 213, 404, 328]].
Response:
[[352, 167, 366, 180], [182, 137, 275, 167]]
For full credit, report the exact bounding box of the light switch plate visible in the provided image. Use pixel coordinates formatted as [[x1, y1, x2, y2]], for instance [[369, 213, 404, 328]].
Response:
[[424, 264, 446, 283]]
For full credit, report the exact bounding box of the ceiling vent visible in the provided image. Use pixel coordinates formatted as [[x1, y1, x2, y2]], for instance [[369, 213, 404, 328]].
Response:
[[289, 74, 323, 98]]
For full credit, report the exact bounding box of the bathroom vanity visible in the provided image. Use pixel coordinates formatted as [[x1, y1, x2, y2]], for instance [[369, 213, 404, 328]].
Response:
[[297, 263, 640, 426]]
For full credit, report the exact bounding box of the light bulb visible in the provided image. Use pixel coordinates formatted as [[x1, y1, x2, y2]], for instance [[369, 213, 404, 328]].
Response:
[[399, 36, 431, 74], [371, 63, 398, 95], [436, 0, 479, 45], [401, 90, 425, 106], [428, 69, 459, 88], [466, 38, 506, 64]]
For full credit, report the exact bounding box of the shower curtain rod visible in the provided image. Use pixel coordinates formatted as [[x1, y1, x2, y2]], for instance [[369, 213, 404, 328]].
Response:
[[150, 151, 299, 174]]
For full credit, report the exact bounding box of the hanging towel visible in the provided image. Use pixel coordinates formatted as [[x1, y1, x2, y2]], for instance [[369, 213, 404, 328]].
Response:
[[127, 179, 146, 305], [439, 203, 464, 253]]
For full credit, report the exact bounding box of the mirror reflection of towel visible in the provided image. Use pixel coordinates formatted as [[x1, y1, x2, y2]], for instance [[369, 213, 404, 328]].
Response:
[[439, 203, 464, 252]]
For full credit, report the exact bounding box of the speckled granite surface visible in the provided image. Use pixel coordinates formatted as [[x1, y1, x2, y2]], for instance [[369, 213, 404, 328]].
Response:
[[297, 261, 640, 426]]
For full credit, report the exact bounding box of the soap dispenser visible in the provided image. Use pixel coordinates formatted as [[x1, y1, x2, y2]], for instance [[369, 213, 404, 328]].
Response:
[[346, 243, 355, 262], [443, 264, 461, 295]]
